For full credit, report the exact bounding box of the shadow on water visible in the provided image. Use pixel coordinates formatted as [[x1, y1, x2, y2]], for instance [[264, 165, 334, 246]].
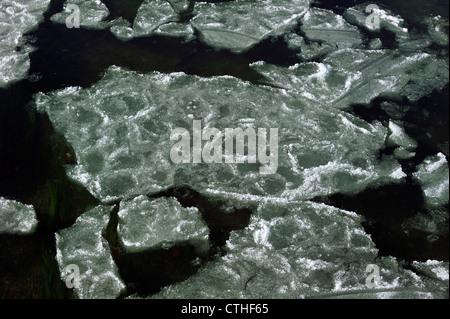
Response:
[[349, 84, 449, 166], [26, 23, 270, 93], [0, 81, 98, 298], [312, 182, 449, 262]]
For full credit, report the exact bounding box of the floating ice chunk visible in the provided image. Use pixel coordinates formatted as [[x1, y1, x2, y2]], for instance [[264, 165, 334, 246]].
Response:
[[50, 0, 110, 29], [154, 201, 448, 298], [343, 4, 409, 43], [190, 0, 310, 53], [132, 0, 177, 37], [300, 8, 363, 49], [412, 260, 449, 281], [50, 0, 193, 40], [253, 48, 448, 109], [0, 197, 38, 234], [34, 66, 404, 203], [0, 0, 50, 87], [109, 0, 180, 40], [284, 33, 304, 51], [117, 196, 209, 254], [55, 205, 126, 299], [368, 38, 383, 50], [325, 49, 449, 107], [167, 0, 190, 15], [387, 120, 417, 152], [413, 153, 449, 208]]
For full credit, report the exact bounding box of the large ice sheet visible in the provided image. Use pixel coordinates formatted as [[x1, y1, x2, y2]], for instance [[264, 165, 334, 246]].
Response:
[[50, 0, 110, 29], [252, 48, 449, 109], [190, 0, 310, 53], [34, 66, 404, 203], [55, 205, 126, 299], [0, 197, 38, 234], [154, 201, 448, 298], [0, 0, 50, 87], [117, 196, 209, 254]]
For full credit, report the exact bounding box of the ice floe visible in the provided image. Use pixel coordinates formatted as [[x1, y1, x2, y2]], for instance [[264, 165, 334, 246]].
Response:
[[413, 153, 449, 208], [117, 196, 209, 254], [153, 201, 448, 298], [55, 205, 126, 299], [50, 0, 110, 29], [0, 197, 38, 234], [0, 0, 50, 87], [34, 66, 405, 203]]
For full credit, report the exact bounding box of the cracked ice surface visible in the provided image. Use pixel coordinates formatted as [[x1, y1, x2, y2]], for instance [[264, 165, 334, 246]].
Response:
[[0, 0, 50, 88], [300, 8, 363, 48], [34, 66, 405, 203], [55, 205, 126, 299], [110, 0, 311, 47], [117, 196, 209, 254], [154, 201, 448, 298], [0, 197, 38, 234], [50, 0, 110, 29], [190, 0, 310, 53], [290, 8, 363, 62], [252, 48, 448, 110], [109, 0, 183, 40]]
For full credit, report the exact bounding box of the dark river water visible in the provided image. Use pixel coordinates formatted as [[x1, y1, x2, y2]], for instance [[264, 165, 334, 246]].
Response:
[[0, 0, 448, 298]]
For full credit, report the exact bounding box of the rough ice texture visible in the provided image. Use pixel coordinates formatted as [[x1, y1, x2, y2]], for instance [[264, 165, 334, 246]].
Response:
[[111, 0, 311, 48], [252, 48, 448, 109], [412, 260, 449, 282], [117, 196, 209, 254], [300, 8, 363, 49], [0, 0, 50, 87], [0, 197, 38, 234], [154, 201, 448, 299], [343, 4, 409, 42], [111, 0, 178, 40], [413, 153, 449, 208], [50, 0, 110, 29], [34, 66, 405, 203], [55, 205, 126, 299], [107, 0, 194, 41], [190, 0, 310, 53], [289, 8, 363, 62]]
